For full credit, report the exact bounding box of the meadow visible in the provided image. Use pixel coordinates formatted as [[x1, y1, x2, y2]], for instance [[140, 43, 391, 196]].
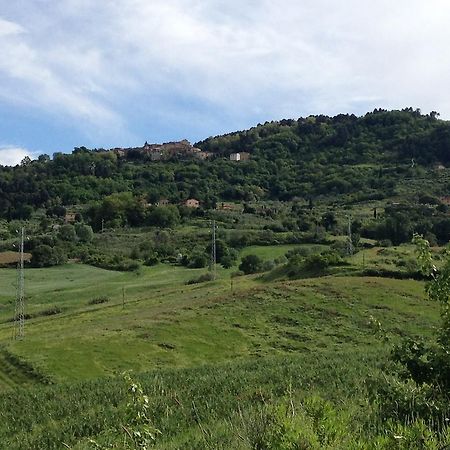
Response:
[[0, 241, 444, 448]]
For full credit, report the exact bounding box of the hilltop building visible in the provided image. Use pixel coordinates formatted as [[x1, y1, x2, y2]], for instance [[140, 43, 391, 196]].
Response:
[[111, 140, 210, 162], [230, 152, 251, 162], [184, 199, 200, 208], [64, 212, 77, 224]]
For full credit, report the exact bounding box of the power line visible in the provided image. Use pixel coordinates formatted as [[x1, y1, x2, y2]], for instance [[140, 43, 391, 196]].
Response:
[[209, 220, 217, 280], [14, 227, 25, 340], [347, 215, 354, 256]]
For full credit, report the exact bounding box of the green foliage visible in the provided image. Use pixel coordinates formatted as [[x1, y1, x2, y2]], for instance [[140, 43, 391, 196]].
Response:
[[285, 250, 343, 278], [88, 296, 110, 305], [89, 373, 161, 449], [2, 109, 450, 222], [372, 234, 450, 431], [58, 224, 77, 241], [82, 252, 142, 272], [75, 223, 94, 243], [239, 254, 264, 274], [0, 263, 446, 447], [185, 250, 208, 269], [147, 206, 180, 228], [120, 373, 161, 448], [186, 272, 215, 284], [30, 244, 67, 267]]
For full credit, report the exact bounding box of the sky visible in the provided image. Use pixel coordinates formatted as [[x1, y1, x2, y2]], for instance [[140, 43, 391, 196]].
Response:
[[0, 0, 449, 165]]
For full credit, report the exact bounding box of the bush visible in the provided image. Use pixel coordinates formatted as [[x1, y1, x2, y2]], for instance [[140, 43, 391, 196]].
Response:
[[58, 224, 77, 242], [88, 296, 110, 305], [378, 239, 393, 247], [220, 248, 239, 268], [186, 272, 215, 284], [285, 247, 312, 259], [186, 251, 208, 268], [144, 254, 159, 266], [31, 245, 67, 267], [75, 224, 94, 243], [285, 250, 343, 278], [36, 306, 63, 317], [239, 254, 264, 274], [82, 253, 141, 272], [147, 206, 180, 228], [262, 260, 276, 271]]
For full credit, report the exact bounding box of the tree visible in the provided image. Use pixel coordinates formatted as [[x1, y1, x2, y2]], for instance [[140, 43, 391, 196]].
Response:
[[75, 224, 94, 243], [58, 224, 77, 241], [31, 245, 67, 267], [20, 156, 32, 166], [187, 251, 208, 268], [239, 254, 263, 274], [321, 211, 337, 231], [220, 249, 238, 268], [147, 206, 180, 228]]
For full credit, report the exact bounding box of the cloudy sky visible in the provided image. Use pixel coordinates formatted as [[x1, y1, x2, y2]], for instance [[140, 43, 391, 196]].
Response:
[[0, 0, 449, 165]]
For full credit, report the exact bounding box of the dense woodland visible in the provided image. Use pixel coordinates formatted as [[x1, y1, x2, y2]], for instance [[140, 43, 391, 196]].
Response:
[[1, 108, 449, 221]]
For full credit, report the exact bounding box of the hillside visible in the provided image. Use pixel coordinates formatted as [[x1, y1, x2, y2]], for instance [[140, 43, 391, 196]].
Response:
[[1, 108, 449, 223], [1, 108, 450, 448], [0, 256, 442, 448]]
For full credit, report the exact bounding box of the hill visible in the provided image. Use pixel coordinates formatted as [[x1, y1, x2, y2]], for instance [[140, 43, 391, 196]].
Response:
[[1, 108, 449, 222], [0, 257, 442, 448], [1, 108, 450, 447]]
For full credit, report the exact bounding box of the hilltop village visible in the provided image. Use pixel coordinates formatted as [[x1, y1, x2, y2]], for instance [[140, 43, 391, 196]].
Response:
[[108, 139, 250, 163], [111, 139, 210, 161]]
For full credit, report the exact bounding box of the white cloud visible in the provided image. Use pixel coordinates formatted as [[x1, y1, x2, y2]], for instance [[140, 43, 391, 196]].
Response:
[[1, 0, 450, 146], [0, 146, 35, 166], [0, 17, 24, 37]]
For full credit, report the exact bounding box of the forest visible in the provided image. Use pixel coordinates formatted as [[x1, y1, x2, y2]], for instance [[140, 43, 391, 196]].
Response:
[[1, 108, 449, 221]]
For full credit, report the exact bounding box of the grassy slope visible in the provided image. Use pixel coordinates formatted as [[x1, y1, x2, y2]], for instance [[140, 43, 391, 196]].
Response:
[[0, 254, 441, 448], [0, 252, 438, 385], [0, 239, 444, 448]]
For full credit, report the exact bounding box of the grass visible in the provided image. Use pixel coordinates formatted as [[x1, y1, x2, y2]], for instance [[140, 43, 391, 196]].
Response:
[[0, 258, 438, 385], [0, 243, 443, 448], [238, 244, 326, 260]]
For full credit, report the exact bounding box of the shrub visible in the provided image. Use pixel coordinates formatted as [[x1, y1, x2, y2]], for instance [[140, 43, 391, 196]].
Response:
[[144, 254, 159, 266], [239, 254, 264, 274], [58, 224, 77, 242], [186, 272, 215, 284], [82, 253, 141, 272], [88, 296, 110, 305], [187, 251, 208, 269], [262, 260, 276, 271], [31, 245, 67, 267], [378, 239, 393, 247], [75, 224, 94, 243], [38, 306, 63, 316]]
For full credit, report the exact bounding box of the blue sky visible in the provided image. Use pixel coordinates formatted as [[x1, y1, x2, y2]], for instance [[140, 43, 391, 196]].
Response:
[[0, 0, 449, 165]]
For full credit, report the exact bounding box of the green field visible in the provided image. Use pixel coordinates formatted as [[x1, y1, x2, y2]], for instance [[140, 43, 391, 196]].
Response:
[[0, 244, 445, 448]]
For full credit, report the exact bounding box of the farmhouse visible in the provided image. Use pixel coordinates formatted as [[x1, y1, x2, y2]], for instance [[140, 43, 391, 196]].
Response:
[[64, 212, 77, 224], [184, 199, 200, 208]]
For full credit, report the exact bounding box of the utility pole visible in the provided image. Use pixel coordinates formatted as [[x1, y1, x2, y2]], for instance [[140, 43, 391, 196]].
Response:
[[209, 220, 217, 280], [14, 227, 25, 340], [347, 215, 354, 256]]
